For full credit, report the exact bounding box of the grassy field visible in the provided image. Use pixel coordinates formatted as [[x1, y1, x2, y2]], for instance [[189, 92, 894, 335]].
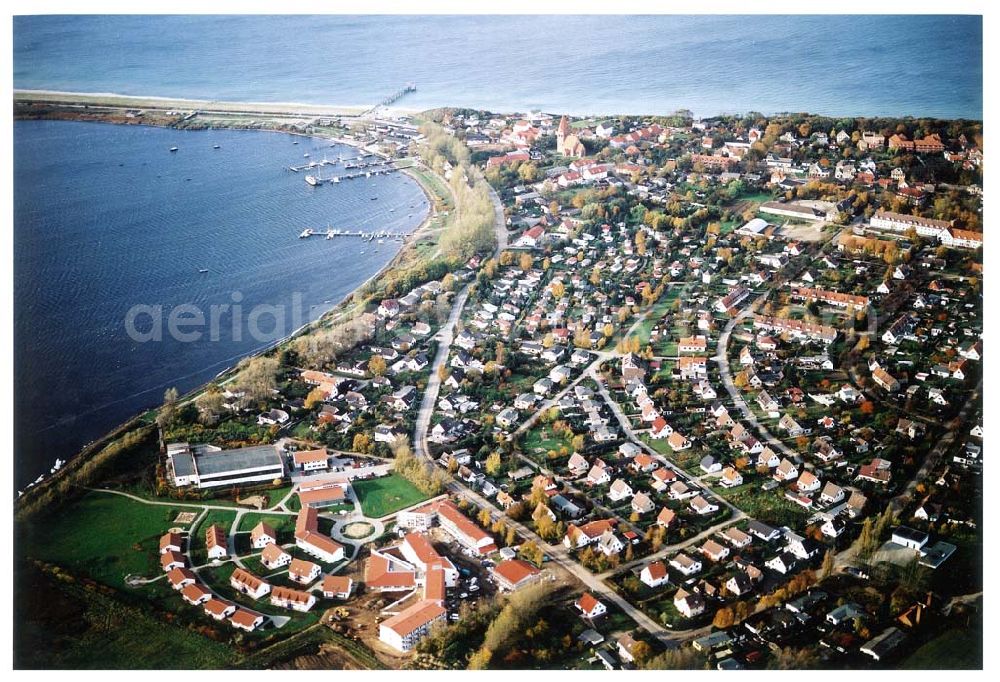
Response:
[[351, 474, 429, 518], [716, 483, 811, 528], [15, 561, 238, 669], [902, 626, 982, 669], [237, 511, 298, 538], [521, 425, 574, 459], [18, 491, 190, 587]]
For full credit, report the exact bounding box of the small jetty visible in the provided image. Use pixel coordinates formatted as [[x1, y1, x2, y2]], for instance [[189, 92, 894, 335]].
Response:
[[298, 228, 405, 243]]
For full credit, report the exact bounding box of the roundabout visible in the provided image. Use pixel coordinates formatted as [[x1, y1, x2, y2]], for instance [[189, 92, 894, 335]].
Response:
[[341, 521, 376, 540], [330, 515, 385, 545]]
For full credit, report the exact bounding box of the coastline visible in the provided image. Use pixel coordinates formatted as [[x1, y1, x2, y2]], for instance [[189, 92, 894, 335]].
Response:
[[13, 109, 445, 499], [14, 89, 422, 117]]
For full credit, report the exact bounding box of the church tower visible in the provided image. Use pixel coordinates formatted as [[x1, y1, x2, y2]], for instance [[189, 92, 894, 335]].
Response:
[[556, 115, 570, 149]]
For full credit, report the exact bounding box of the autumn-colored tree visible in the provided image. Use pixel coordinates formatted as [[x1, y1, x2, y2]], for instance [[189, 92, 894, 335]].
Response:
[[485, 451, 503, 476], [713, 607, 735, 629], [821, 549, 835, 580], [156, 386, 180, 430], [303, 386, 327, 410], [635, 230, 647, 256], [195, 387, 225, 424], [352, 433, 372, 454], [519, 252, 533, 272], [518, 540, 544, 566], [368, 354, 387, 377]]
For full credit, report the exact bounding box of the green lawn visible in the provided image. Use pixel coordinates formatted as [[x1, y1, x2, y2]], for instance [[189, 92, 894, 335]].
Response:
[[190, 508, 238, 563], [18, 491, 192, 587], [351, 474, 429, 518], [521, 425, 574, 460], [717, 483, 811, 528], [237, 511, 298, 538]]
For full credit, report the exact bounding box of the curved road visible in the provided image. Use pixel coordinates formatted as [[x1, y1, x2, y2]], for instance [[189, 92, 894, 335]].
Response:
[[714, 294, 799, 460]]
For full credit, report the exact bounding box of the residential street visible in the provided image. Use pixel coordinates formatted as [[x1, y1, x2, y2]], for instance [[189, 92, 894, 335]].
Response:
[[714, 294, 800, 460]]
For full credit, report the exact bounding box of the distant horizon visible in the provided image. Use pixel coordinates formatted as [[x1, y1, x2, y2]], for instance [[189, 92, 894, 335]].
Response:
[[13, 15, 984, 120]]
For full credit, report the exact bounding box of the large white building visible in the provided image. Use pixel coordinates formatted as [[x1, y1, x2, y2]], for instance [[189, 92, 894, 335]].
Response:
[[379, 600, 447, 652], [167, 443, 284, 489], [870, 210, 950, 238]]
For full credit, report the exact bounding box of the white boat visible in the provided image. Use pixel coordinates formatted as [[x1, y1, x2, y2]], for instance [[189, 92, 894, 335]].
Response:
[[305, 175, 319, 186], [213, 144, 221, 149], [198, 268, 209, 273], [303, 153, 310, 158], [378, 239, 385, 244], [169, 146, 178, 152], [299, 229, 314, 238], [332, 176, 340, 183]]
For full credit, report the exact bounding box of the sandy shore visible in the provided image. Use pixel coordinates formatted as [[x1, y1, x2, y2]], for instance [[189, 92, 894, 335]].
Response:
[[14, 88, 421, 117]]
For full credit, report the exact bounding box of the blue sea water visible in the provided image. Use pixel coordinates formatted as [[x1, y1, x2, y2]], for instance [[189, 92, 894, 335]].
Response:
[[14, 120, 429, 488], [14, 15, 983, 119]]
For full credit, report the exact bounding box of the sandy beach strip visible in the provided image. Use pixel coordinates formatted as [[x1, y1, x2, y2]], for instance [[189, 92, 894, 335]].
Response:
[[14, 89, 421, 118]]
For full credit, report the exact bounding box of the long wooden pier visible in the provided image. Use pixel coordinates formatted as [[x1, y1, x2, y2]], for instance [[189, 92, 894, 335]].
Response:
[[361, 83, 416, 117]]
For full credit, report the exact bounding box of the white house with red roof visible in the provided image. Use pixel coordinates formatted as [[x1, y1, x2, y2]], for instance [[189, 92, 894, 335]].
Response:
[[640, 561, 670, 588], [575, 592, 607, 619]]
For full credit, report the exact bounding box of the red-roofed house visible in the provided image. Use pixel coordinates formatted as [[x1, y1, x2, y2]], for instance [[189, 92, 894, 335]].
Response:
[[575, 592, 607, 619], [640, 561, 670, 588]]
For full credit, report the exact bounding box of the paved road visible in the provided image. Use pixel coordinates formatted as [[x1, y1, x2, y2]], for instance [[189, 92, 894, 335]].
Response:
[[508, 308, 651, 441], [714, 295, 799, 460], [590, 367, 743, 519], [444, 480, 680, 648], [413, 183, 507, 459], [887, 377, 981, 516], [414, 285, 472, 459]]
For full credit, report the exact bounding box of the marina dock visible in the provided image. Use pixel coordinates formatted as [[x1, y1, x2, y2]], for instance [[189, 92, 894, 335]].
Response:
[[288, 156, 403, 184], [298, 228, 406, 242]]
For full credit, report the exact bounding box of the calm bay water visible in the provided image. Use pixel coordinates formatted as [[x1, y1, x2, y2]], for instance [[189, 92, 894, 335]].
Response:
[[14, 120, 429, 488], [14, 15, 983, 119]]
